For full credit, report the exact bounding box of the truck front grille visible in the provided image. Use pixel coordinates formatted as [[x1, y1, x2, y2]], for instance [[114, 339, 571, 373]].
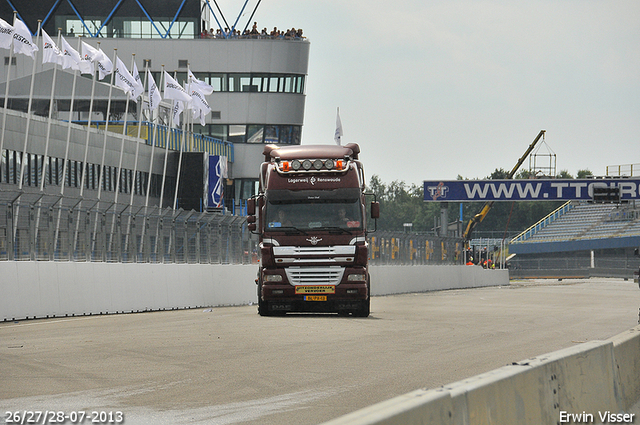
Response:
[[285, 266, 345, 286]]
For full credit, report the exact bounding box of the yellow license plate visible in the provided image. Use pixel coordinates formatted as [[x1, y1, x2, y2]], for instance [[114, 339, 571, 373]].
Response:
[[304, 295, 327, 301], [295, 285, 335, 294]]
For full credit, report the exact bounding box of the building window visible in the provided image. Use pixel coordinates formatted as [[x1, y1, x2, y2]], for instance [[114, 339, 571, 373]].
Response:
[[264, 126, 279, 144], [268, 76, 280, 93], [228, 125, 246, 143], [208, 124, 227, 140], [206, 125, 302, 145], [207, 73, 226, 91], [4, 57, 16, 66], [236, 179, 259, 201], [246, 125, 263, 143], [0, 149, 5, 183], [146, 72, 303, 93]]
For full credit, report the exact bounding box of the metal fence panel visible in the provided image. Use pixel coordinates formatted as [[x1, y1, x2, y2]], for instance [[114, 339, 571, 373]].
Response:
[[2, 194, 466, 267], [0, 195, 250, 265]]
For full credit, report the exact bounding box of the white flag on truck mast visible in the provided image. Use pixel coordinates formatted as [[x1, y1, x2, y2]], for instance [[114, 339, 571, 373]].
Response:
[[334, 107, 343, 145]]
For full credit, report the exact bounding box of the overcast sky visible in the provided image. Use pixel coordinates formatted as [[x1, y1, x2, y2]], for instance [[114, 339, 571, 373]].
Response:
[[217, 0, 639, 186]]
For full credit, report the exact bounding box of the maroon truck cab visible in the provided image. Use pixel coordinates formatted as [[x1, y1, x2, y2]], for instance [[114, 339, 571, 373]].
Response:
[[247, 143, 379, 316]]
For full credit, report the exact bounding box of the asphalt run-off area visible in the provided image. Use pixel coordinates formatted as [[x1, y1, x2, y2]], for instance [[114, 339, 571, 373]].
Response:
[[1, 278, 639, 425]]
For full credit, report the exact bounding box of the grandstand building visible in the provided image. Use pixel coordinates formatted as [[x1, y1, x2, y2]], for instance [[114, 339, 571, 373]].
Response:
[[1, 0, 309, 210], [509, 200, 640, 278]]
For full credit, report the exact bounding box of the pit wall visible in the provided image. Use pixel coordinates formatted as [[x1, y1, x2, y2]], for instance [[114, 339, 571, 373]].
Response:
[[321, 326, 640, 425], [0, 262, 506, 321]]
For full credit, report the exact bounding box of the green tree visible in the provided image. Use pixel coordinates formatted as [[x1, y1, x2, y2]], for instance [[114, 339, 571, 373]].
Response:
[[490, 168, 510, 179], [556, 169, 573, 179], [577, 169, 593, 178]]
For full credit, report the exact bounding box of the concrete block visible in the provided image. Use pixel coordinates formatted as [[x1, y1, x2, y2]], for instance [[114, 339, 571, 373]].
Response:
[[320, 388, 453, 425], [610, 326, 640, 410]]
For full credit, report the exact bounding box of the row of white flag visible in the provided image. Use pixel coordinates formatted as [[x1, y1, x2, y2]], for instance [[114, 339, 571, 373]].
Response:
[[1, 16, 214, 126]]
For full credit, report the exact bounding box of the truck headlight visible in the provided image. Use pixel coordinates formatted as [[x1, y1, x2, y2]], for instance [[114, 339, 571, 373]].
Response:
[[347, 273, 366, 282], [264, 274, 283, 282]]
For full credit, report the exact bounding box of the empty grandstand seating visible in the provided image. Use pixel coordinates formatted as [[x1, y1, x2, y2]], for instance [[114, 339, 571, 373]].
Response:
[[512, 201, 640, 243]]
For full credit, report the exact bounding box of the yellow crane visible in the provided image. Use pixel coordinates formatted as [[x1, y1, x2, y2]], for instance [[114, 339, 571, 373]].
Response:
[[463, 130, 546, 243]]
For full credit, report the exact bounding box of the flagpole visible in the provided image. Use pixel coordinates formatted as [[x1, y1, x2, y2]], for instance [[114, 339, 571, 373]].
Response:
[[173, 78, 188, 210], [53, 35, 82, 257], [130, 58, 148, 207], [78, 41, 102, 197], [0, 12, 16, 159], [144, 68, 161, 209], [334, 107, 343, 146], [96, 49, 118, 201], [17, 20, 41, 190], [159, 67, 173, 210], [110, 88, 130, 257], [113, 56, 135, 203], [40, 29, 62, 191], [125, 57, 146, 260], [59, 36, 83, 197]]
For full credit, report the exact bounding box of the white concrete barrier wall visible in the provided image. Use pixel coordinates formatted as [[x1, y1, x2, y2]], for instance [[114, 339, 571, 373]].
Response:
[[370, 265, 507, 295], [0, 263, 507, 321], [320, 327, 640, 425], [610, 327, 640, 412], [1, 262, 258, 321]]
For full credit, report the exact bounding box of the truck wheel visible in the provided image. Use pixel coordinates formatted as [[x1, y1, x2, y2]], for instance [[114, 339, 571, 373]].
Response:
[[257, 282, 270, 316], [258, 299, 270, 316], [353, 298, 370, 317], [353, 275, 371, 317]]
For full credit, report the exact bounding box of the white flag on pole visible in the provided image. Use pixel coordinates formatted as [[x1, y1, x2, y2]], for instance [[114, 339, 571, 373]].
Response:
[[80, 41, 103, 75], [147, 69, 161, 111], [334, 107, 343, 145], [114, 56, 139, 96], [0, 17, 13, 50], [163, 71, 191, 103], [59, 35, 81, 71], [172, 100, 184, 127], [189, 86, 212, 126], [42, 29, 62, 65], [95, 48, 112, 80], [12, 18, 38, 58], [131, 62, 144, 99], [188, 69, 214, 95]]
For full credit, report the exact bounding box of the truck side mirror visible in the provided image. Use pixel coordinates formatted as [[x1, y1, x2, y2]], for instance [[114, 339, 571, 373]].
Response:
[[247, 198, 255, 215], [370, 201, 380, 219]]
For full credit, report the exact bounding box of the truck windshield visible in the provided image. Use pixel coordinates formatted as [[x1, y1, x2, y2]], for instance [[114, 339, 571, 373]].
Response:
[[266, 199, 363, 231]]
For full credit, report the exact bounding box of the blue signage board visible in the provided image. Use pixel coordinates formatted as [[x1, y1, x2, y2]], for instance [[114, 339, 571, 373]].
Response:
[[208, 155, 228, 208], [423, 179, 640, 202]]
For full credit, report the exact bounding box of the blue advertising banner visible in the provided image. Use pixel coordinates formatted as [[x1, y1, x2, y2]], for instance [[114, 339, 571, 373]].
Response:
[[423, 179, 640, 202], [208, 155, 228, 208]]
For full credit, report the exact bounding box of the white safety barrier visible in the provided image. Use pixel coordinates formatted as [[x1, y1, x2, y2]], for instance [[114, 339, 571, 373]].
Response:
[[370, 265, 506, 295], [320, 326, 640, 425], [0, 262, 506, 321]]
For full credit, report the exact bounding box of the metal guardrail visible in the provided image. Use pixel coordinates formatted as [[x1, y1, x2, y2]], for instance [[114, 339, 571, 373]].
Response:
[[0, 193, 253, 264]]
